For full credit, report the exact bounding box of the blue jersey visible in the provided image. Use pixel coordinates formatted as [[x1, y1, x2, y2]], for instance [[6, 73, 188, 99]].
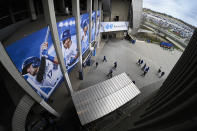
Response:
[[24, 59, 62, 99], [91, 22, 95, 41], [61, 40, 78, 66], [81, 31, 89, 53]]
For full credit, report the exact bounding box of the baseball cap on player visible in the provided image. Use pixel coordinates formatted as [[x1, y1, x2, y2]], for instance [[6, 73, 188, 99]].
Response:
[[61, 30, 71, 41], [22, 56, 40, 75], [81, 19, 88, 29], [92, 13, 96, 21]]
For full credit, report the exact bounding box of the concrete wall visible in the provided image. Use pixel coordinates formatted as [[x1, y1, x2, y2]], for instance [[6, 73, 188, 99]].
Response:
[[0, 19, 30, 41], [111, 0, 130, 21], [129, 0, 143, 34], [102, 0, 130, 38]]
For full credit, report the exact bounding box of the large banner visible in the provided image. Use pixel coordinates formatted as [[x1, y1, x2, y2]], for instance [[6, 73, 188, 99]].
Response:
[[91, 11, 96, 42], [96, 11, 101, 36], [100, 21, 129, 32], [5, 11, 100, 100]]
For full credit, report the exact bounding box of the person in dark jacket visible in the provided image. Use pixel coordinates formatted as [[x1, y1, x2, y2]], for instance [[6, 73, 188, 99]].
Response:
[[159, 71, 165, 78], [103, 56, 107, 62]]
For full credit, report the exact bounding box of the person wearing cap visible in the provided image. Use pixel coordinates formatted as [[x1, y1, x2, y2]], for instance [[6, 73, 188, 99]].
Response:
[[96, 11, 100, 36], [61, 30, 79, 67], [81, 19, 89, 52], [41, 30, 78, 68], [21, 55, 62, 99], [91, 13, 96, 42]]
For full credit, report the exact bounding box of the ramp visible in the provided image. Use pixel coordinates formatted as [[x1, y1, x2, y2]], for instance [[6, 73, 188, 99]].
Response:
[[72, 72, 141, 125]]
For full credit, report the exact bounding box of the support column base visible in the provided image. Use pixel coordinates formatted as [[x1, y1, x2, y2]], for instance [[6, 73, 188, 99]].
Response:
[[79, 71, 83, 80]]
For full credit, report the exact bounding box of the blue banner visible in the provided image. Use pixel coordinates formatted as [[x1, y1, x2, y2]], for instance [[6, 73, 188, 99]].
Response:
[[96, 11, 101, 36], [5, 11, 100, 100], [91, 11, 96, 42]]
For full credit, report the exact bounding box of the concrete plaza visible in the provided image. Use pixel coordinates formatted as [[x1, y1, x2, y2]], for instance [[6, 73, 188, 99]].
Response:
[[50, 38, 182, 117], [77, 38, 182, 90]]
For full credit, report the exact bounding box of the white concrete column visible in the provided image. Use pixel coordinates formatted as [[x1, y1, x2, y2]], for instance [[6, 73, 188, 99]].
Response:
[[87, 0, 92, 48], [42, 0, 73, 95], [99, 0, 102, 21], [29, 0, 37, 20], [72, 0, 83, 80]]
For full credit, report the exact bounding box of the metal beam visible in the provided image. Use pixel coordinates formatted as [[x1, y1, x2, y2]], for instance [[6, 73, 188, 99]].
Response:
[[42, 0, 73, 95], [72, 0, 83, 80], [87, 0, 92, 47]]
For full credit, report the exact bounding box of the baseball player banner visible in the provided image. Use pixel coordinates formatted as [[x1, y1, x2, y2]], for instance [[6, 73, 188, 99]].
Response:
[[96, 10, 101, 36], [100, 21, 129, 32], [91, 11, 96, 42], [80, 13, 90, 53], [5, 12, 97, 100], [6, 26, 63, 100]]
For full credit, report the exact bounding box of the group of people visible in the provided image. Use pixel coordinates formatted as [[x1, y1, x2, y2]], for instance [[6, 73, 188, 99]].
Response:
[[137, 59, 150, 77], [137, 59, 166, 78], [107, 61, 117, 78], [95, 56, 117, 79]]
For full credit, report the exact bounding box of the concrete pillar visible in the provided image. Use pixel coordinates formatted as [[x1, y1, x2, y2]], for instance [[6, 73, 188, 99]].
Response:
[[94, 0, 98, 42], [72, 0, 83, 80], [87, 0, 92, 48], [35, 0, 41, 15], [42, 0, 73, 95], [8, 6, 16, 23], [99, 0, 102, 21], [59, 0, 66, 13], [28, 0, 37, 20]]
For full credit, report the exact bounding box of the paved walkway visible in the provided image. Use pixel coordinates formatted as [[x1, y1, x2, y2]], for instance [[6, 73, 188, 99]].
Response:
[[77, 38, 182, 90], [37, 37, 183, 116], [42, 37, 183, 116]]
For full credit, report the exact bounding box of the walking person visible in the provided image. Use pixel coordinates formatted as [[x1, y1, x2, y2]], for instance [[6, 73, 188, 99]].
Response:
[[114, 62, 117, 69], [158, 66, 162, 74], [96, 62, 98, 68], [139, 59, 143, 66], [107, 68, 113, 78], [103, 56, 107, 62], [141, 63, 146, 71], [141, 66, 149, 77], [137, 59, 141, 65], [159, 72, 165, 78]]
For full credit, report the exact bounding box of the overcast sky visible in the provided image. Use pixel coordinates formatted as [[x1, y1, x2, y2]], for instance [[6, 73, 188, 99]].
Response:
[[143, 0, 197, 27]]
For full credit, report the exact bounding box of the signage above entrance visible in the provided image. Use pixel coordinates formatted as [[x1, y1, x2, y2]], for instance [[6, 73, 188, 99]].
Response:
[[100, 21, 129, 32]]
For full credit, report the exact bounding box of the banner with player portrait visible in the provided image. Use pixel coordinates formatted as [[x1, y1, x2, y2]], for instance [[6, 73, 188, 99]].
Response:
[[80, 13, 90, 53], [96, 10, 101, 37], [91, 11, 96, 42], [100, 21, 129, 32], [5, 11, 99, 100]]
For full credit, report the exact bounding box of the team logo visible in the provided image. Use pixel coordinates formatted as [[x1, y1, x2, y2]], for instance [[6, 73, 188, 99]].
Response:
[[105, 24, 113, 29]]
